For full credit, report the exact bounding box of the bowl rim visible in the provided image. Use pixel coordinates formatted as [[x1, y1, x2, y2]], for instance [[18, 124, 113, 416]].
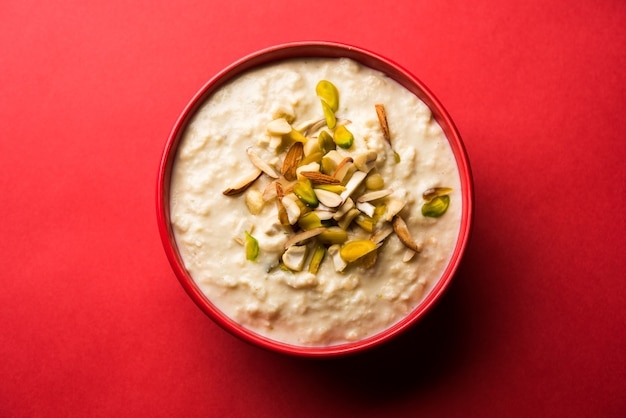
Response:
[[156, 40, 474, 358]]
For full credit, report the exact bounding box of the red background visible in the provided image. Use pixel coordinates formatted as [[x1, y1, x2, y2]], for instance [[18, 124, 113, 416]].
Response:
[[1, 1, 624, 417]]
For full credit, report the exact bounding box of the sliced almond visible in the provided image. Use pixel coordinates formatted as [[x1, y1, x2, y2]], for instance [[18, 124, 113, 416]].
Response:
[[275, 182, 285, 201], [303, 118, 327, 136], [223, 169, 262, 196], [402, 249, 416, 262], [332, 157, 354, 182], [370, 222, 394, 245], [300, 171, 341, 185], [392, 215, 422, 253], [357, 188, 394, 203], [283, 227, 325, 249], [356, 201, 376, 217], [281, 142, 303, 181], [314, 188, 343, 208], [333, 197, 354, 220], [337, 208, 360, 230], [246, 147, 279, 178], [375, 104, 391, 146], [383, 197, 406, 222], [340, 171, 367, 201]]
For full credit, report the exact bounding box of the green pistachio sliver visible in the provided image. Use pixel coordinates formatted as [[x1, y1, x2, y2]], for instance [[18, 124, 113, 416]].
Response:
[[318, 130, 336, 155], [320, 100, 336, 130], [286, 128, 308, 143], [340, 240, 377, 263], [354, 215, 375, 233], [333, 125, 354, 149], [314, 184, 346, 193], [298, 211, 322, 230], [292, 178, 319, 208], [244, 231, 259, 261], [318, 227, 349, 245], [422, 187, 453, 202], [422, 195, 450, 218], [299, 150, 323, 166], [393, 150, 401, 163], [308, 245, 326, 274], [316, 80, 339, 112]]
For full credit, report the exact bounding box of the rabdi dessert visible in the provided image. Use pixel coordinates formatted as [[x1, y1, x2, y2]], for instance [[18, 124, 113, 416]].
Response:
[[169, 57, 461, 346]]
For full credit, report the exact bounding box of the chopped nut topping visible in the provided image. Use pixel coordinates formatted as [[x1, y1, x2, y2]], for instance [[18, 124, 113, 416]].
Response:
[[224, 81, 451, 271], [223, 169, 262, 196], [392, 215, 422, 253]]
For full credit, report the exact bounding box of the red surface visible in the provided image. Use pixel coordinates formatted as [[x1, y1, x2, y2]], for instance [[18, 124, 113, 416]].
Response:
[[1, 0, 624, 416]]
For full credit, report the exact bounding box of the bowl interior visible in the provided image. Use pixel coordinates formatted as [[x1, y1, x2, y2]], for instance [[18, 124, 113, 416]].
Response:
[[157, 41, 473, 357]]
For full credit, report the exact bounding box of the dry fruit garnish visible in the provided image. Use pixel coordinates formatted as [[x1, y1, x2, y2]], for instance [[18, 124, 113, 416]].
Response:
[[223, 80, 452, 271], [244, 231, 260, 261], [422, 195, 450, 218]]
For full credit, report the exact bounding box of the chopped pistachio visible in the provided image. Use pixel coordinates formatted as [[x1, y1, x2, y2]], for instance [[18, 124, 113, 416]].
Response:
[[318, 130, 336, 155], [315, 184, 346, 194], [340, 240, 377, 263], [298, 211, 322, 230], [308, 245, 326, 274], [292, 178, 319, 208], [422, 195, 450, 218], [321, 100, 336, 129], [315, 80, 339, 112], [299, 151, 324, 166], [244, 231, 259, 261], [318, 227, 349, 245], [286, 128, 308, 143], [354, 215, 375, 233], [333, 125, 354, 149]]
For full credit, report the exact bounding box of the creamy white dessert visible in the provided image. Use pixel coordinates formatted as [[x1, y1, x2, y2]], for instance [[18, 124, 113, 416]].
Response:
[[169, 57, 462, 346]]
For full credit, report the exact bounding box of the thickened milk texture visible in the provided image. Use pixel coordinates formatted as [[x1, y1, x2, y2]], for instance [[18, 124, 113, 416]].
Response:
[[170, 58, 461, 346]]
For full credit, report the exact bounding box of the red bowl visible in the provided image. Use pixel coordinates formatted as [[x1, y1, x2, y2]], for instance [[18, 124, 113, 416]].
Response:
[[156, 41, 473, 358]]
